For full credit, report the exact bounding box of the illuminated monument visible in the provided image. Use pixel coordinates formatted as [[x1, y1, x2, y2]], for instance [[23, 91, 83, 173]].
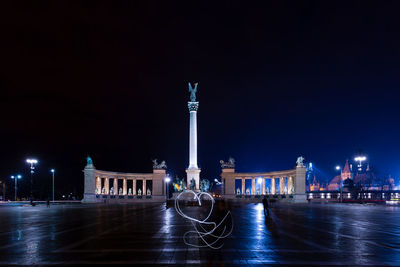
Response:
[[220, 156, 307, 202], [186, 82, 201, 190]]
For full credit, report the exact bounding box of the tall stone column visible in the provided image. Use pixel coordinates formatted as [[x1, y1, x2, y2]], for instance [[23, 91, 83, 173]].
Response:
[[133, 179, 136, 195], [186, 89, 201, 190], [241, 178, 245, 195], [105, 178, 109, 194], [252, 178, 256, 195], [143, 179, 146, 195]]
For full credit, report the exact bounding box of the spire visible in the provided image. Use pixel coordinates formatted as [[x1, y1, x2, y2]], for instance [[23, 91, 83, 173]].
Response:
[[343, 160, 350, 173]]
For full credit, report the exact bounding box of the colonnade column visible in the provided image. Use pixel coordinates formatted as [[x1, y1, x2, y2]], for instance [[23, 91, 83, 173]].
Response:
[[123, 179, 127, 195], [105, 178, 109, 194], [262, 178, 265, 195], [96, 177, 101, 194], [113, 178, 118, 195], [252, 178, 255, 195], [280, 177, 284, 194], [271, 178, 275, 195], [133, 179, 136, 195], [288, 177, 293, 194], [241, 178, 245, 195], [143, 179, 146, 195]]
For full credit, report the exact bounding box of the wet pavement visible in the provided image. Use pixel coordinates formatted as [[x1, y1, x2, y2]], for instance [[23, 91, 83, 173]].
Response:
[[0, 202, 400, 265]]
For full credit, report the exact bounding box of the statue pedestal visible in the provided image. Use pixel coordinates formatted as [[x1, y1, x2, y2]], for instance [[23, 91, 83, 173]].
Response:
[[186, 168, 201, 191], [293, 193, 307, 203]]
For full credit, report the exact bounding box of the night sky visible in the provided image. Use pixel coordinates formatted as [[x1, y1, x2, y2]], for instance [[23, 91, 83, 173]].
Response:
[[1, 1, 400, 198]]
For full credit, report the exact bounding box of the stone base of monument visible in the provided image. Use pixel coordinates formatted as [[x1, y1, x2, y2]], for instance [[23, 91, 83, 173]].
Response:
[[293, 193, 307, 203], [171, 191, 211, 206], [82, 193, 96, 203]]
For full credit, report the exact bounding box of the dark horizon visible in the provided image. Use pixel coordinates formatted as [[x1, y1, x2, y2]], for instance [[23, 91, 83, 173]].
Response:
[[1, 1, 400, 199]]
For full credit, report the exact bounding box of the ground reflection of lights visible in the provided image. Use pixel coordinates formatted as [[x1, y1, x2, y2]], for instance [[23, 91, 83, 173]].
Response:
[[175, 190, 233, 249], [164, 206, 172, 234]]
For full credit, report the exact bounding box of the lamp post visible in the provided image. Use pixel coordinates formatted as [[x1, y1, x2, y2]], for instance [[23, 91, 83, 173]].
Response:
[[354, 156, 366, 172], [26, 159, 38, 200], [10, 175, 22, 201], [336, 165, 342, 203], [165, 177, 171, 201], [50, 169, 55, 202]]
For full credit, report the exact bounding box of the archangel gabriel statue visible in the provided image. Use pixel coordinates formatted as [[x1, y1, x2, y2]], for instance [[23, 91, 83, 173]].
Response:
[[188, 82, 198, 102]]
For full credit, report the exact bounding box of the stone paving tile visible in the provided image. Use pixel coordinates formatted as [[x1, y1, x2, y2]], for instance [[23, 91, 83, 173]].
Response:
[[0, 202, 400, 265]]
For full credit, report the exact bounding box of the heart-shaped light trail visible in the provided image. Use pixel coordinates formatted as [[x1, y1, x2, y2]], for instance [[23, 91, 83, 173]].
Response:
[[174, 190, 233, 249]]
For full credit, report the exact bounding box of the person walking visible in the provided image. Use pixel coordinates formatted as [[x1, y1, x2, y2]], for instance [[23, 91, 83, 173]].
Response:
[[262, 196, 269, 216]]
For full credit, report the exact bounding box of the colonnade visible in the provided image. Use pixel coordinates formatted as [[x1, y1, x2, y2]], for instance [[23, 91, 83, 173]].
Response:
[[235, 176, 294, 195], [95, 177, 153, 196]]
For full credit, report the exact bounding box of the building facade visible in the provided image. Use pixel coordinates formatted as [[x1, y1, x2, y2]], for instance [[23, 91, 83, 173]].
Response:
[[82, 158, 167, 203], [220, 157, 307, 202]]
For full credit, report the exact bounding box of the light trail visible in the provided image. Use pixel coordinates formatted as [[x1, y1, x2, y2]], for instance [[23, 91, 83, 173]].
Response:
[[174, 190, 233, 249]]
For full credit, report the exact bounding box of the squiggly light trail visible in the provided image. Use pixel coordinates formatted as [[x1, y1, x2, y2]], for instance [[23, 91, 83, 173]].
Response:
[[174, 190, 233, 249]]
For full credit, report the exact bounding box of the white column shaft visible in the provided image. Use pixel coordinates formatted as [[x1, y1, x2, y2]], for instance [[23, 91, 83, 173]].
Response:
[[189, 111, 198, 169]]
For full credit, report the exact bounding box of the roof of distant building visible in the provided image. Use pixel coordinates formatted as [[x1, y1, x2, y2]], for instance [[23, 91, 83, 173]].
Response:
[[329, 175, 341, 185], [343, 160, 350, 173]]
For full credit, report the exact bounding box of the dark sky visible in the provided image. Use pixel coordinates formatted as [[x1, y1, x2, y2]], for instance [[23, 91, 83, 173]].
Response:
[[1, 1, 400, 198]]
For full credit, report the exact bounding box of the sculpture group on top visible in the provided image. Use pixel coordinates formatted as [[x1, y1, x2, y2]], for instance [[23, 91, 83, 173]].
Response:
[[220, 157, 235, 169], [173, 177, 211, 192], [296, 156, 305, 167], [152, 159, 167, 169]]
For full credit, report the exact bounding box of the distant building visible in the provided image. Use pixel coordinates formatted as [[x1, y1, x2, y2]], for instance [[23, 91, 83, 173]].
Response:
[[327, 160, 352, 191], [313, 160, 396, 192]]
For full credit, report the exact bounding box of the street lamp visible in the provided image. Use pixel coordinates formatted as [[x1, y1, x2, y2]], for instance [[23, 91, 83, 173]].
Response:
[[165, 177, 171, 201], [26, 159, 38, 200], [336, 165, 342, 203], [10, 175, 22, 201], [354, 156, 366, 172], [50, 169, 55, 202]]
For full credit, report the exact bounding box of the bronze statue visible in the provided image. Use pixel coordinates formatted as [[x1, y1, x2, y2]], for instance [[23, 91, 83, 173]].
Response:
[[188, 82, 198, 102]]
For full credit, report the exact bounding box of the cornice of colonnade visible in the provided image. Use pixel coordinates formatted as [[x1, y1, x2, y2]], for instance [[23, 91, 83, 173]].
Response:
[[92, 169, 158, 178], [221, 168, 297, 178]]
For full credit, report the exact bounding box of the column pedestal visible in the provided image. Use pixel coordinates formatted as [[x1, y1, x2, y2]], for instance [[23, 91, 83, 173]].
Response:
[[186, 168, 201, 191], [294, 165, 307, 203]]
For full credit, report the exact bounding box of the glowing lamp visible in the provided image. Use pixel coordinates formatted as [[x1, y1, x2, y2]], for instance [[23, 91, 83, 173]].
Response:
[[354, 156, 366, 162]]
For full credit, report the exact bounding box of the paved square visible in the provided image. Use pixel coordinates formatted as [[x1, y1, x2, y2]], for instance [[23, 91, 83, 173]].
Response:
[[0, 202, 399, 265]]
